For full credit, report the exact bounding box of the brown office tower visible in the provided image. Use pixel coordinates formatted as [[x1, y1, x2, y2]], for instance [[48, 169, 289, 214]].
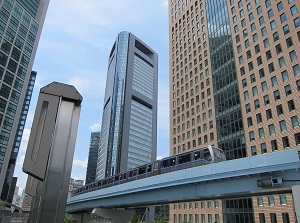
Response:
[[169, 0, 300, 222]]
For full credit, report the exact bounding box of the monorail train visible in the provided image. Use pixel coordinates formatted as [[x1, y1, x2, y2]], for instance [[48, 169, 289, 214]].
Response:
[[74, 145, 226, 195]]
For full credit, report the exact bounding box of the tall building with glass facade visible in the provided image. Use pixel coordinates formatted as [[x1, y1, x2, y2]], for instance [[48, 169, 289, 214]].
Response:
[[0, 0, 50, 201], [169, 0, 300, 222], [85, 131, 100, 185], [96, 31, 158, 180]]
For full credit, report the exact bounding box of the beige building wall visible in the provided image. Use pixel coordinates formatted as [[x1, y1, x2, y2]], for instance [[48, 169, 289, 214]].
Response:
[[168, 0, 300, 221]]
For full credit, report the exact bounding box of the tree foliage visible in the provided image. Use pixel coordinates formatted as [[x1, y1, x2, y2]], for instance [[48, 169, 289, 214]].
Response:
[[124, 214, 140, 223], [155, 213, 168, 223], [64, 213, 74, 223]]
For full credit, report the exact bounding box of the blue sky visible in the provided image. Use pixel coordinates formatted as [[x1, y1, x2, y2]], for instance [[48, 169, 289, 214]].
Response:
[[14, 0, 170, 192]]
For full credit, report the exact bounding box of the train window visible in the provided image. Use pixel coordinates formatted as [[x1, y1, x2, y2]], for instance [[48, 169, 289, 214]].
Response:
[[129, 171, 133, 177], [204, 149, 212, 161], [133, 169, 137, 176], [194, 151, 201, 160], [171, 157, 176, 166], [179, 153, 191, 164], [162, 159, 168, 168], [139, 166, 146, 174], [147, 164, 152, 172]]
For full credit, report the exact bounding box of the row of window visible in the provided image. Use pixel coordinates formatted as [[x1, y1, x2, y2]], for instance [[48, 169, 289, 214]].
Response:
[[173, 200, 219, 210], [173, 213, 220, 223]]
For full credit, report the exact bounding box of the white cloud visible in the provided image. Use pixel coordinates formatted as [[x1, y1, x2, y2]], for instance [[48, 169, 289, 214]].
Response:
[[73, 158, 88, 168], [89, 123, 101, 131], [157, 156, 163, 160]]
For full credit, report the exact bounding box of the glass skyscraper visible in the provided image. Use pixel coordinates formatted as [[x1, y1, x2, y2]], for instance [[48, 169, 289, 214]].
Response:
[[96, 31, 158, 180], [0, 0, 50, 201], [85, 131, 100, 185]]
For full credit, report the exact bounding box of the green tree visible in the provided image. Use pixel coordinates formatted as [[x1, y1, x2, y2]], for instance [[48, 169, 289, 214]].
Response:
[[64, 213, 74, 223], [125, 214, 140, 223], [155, 213, 167, 223]]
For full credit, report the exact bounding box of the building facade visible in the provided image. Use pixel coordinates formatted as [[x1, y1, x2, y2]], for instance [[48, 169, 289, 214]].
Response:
[[96, 31, 158, 180], [85, 131, 100, 185], [0, 0, 50, 200], [169, 0, 300, 222]]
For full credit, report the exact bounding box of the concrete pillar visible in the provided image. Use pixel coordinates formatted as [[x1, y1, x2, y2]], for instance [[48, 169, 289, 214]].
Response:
[[292, 185, 300, 223]]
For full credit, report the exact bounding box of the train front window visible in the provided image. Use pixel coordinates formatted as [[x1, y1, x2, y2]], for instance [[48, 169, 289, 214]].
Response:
[[147, 164, 152, 172], [204, 149, 212, 161]]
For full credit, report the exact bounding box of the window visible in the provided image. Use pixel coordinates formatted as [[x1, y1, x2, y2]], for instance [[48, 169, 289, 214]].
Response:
[[252, 86, 258, 96], [268, 63, 274, 73], [276, 104, 283, 115], [268, 9, 274, 18], [256, 113, 262, 123], [257, 197, 263, 206], [293, 64, 300, 75], [291, 116, 299, 128], [283, 25, 290, 34], [244, 91, 249, 100], [295, 133, 300, 145], [266, 109, 272, 119], [278, 57, 285, 67], [289, 50, 297, 61], [282, 213, 290, 223], [246, 104, 251, 113], [259, 213, 266, 223], [259, 128, 265, 138], [271, 140, 278, 151], [274, 90, 280, 100], [250, 74, 256, 83], [286, 37, 293, 48], [257, 6, 262, 14], [277, 2, 284, 11], [251, 146, 257, 155], [259, 16, 264, 25], [270, 213, 277, 223], [249, 13, 254, 21], [273, 32, 279, 42], [295, 17, 300, 28], [288, 100, 295, 111], [285, 85, 292, 96], [279, 195, 287, 205], [271, 76, 278, 86], [270, 20, 276, 29], [266, 50, 272, 60], [281, 70, 288, 81], [249, 131, 255, 141], [269, 124, 275, 135], [263, 95, 270, 105], [291, 5, 298, 15], [279, 13, 287, 24], [282, 136, 290, 148], [258, 68, 265, 78], [268, 196, 275, 205], [247, 117, 253, 127], [254, 99, 260, 109], [261, 27, 267, 36]]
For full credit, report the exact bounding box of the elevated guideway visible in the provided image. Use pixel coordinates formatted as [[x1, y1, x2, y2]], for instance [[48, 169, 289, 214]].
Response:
[[67, 149, 300, 215]]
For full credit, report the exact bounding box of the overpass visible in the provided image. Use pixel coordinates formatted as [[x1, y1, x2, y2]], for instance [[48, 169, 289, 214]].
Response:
[[67, 149, 300, 222]]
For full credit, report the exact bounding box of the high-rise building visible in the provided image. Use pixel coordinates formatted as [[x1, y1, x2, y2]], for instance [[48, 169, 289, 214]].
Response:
[[0, 0, 50, 200], [1, 71, 36, 202], [96, 31, 158, 180], [169, 0, 300, 222], [85, 131, 100, 185]]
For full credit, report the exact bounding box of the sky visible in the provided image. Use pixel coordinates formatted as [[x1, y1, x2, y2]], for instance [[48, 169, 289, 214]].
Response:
[[13, 0, 170, 193]]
